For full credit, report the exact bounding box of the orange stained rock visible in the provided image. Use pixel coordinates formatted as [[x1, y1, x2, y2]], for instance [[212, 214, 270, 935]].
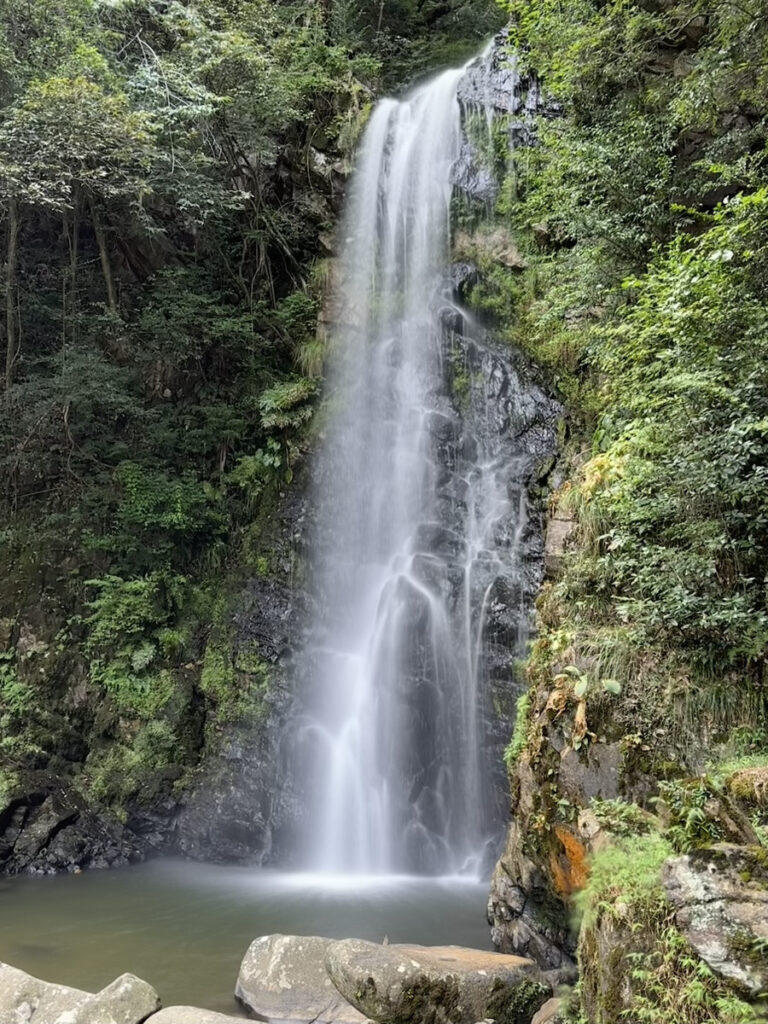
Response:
[[549, 824, 590, 899]]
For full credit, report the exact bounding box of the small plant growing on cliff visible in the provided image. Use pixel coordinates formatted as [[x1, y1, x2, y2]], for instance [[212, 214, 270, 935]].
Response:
[[555, 664, 622, 699], [655, 778, 726, 853], [591, 798, 654, 838], [504, 691, 531, 768], [548, 665, 621, 750]]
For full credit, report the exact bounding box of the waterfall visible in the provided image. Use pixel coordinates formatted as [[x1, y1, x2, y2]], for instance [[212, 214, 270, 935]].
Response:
[[293, 53, 542, 877]]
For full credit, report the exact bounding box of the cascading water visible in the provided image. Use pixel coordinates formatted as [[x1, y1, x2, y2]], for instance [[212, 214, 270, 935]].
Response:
[[292, 50, 556, 877]]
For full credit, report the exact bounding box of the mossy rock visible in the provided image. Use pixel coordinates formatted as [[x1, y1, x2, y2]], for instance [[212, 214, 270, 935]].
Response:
[[325, 939, 552, 1024]]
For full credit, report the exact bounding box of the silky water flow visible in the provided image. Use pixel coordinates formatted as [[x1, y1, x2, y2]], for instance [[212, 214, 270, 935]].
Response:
[[294, 53, 530, 877]]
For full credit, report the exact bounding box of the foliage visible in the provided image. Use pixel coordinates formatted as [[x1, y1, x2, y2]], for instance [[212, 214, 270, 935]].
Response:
[[83, 572, 188, 718], [591, 798, 653, 839], [479, 0, 768, 754], [485, 9, 768, 1015], [0, 652, 34, 747], [578, 831, 673, 924], [655, 778, 727, 853], [504, 691, 531, 768], [579, 833, 757, 1023], [85, 720, 178, 807], [0, 0, 419, 801]]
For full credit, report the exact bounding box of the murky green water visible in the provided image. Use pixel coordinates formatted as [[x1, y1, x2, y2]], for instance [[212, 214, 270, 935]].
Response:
[[0, 860, 492, 1014]]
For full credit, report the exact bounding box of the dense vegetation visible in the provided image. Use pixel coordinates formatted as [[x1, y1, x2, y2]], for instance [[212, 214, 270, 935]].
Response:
[[470, 2, 768, 1020], [0, 0, 501, 810], [475, 0, 768, 745]]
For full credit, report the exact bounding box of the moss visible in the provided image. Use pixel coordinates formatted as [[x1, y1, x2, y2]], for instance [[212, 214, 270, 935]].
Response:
[[361, 975, 461, 1024], [578, 831, 763, 1023], [728, 927, 768, 970], [504, 691, 532, 769], [84, 719, 179, 809], [487, 977, 550, 1024], [577, 832, 673, 926], [0, 769, 19, 808]]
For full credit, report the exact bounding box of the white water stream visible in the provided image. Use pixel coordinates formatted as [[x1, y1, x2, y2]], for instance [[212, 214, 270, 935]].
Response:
[[295, 55, 526, 876]]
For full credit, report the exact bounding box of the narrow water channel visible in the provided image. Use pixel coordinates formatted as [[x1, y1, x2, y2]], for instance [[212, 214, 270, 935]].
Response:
[[0, 860, 491, 1013]]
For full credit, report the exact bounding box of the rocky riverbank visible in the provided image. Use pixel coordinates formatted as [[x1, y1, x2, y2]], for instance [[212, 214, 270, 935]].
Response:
[[1, 934, 567, 1024]]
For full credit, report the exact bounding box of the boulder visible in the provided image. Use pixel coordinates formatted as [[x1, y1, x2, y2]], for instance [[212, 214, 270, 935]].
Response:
[[0, 962, 160, 1024], [235, 935, 371, 1024], [325, 938, 552, 1024], [147, 1010, 245, 1023], [531, 998, 563, 1024], [662, 844, 768, 996]]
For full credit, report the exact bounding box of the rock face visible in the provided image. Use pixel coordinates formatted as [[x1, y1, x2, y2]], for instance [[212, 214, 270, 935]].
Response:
[[487, 741, 586, 969], [577, 909, 658, 1024], [454, 31, 560, 204], [0, 962, 159, 1024], [439, 330, 560, 865], [0, 775, 142, 875], [663, 844, 768, 996], [172, 484, 311, 866], [543, 515, 575, 577], [326, 939, 552, 1024], [235, 934, 372, 1024]]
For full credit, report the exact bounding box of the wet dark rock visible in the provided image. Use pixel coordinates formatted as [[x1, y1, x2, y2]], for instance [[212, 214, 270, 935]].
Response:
[[0, 775, 142, 875], [451, 261, 481, 301], [441, 329, 560, 847], [172, 486, 311, 866], [453, 139, 499, 204], [454, 32, 560, 204]]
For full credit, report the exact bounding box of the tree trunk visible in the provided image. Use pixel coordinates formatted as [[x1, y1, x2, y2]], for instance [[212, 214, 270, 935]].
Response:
[[64, 188, 81, 346], [5, 198, 19, 391], [90, 197, 118, 313]]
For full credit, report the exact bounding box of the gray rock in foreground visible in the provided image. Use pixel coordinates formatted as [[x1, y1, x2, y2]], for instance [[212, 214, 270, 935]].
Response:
[[326, 938, 552, 1024], [663, 844, 768, 996], [147, 1009, 245, 1023], [0, 962, 160, 1024], [235, 935, 372, 1024]]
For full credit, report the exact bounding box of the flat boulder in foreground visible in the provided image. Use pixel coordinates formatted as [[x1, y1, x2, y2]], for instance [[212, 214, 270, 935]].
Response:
[[235, 934, 551, 1024], [0, 962, 160, 1024], [235, 934, 373, 1024], [325, 939, 552, 1024], [148, 1009, 246, 1023]]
